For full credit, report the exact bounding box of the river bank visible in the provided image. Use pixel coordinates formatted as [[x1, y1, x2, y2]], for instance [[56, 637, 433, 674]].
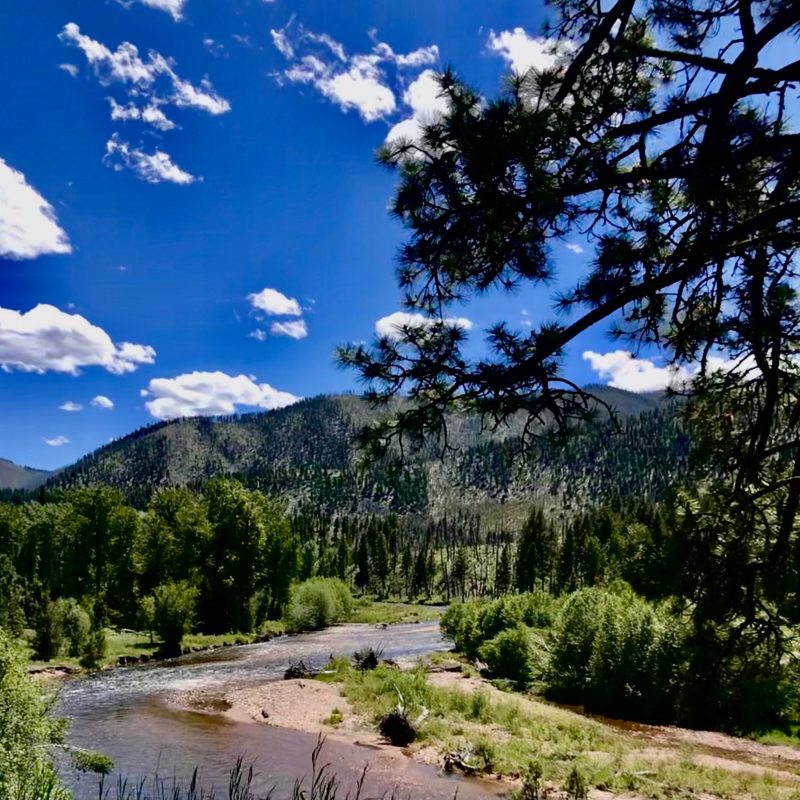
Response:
[[28, 601, 442, 678], [171, 654, 800, 800]]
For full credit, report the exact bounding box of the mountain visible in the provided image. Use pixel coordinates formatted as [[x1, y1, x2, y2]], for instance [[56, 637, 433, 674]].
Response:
[[47, 388, 688, 523], [0, 458, 51, 491]]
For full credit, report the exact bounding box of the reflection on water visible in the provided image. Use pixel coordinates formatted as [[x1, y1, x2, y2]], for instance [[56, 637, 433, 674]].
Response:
[[58, 623, 504, 799]]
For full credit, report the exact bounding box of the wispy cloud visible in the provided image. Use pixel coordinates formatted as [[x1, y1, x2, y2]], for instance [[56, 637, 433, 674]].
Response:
[[44, 435, 70, 447], [272, 22, 438, 124], [104, 135, 199, 184]]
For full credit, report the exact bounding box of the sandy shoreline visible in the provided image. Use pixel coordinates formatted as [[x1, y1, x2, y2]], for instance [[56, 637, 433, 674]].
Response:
[[172, 677, 386, 747]]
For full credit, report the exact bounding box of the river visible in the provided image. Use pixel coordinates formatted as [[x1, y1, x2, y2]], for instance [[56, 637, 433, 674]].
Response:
[[57, 622, 504, 799]]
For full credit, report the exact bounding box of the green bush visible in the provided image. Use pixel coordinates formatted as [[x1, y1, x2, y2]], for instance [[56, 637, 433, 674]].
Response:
[[442, 592, 557, 659], [151, 581, 198, 654], [284, 577, 353, 632], [548, 584, 687, 721], [60, 599, 91, 658], [478, 624, 547, 688], [0, 629, 69, 799], [32, 601, 65, 662]]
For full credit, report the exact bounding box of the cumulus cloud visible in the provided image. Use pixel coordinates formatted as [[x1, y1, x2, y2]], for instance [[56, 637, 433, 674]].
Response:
[[142, 371, 300, 419], [60, 23, 230, 114], [272, 23, 438, 124], [0, 304, 155, 375], [104, 135, 198, 184], [375, 311, 473, 340], [386, 69, 449, 145], [59, 401, 83, 412], [44, 435, 70, 447], [565, 242, 585, 254], [115, 0, 188, 21], [91, 395, 115, 409], [270, 319, 308, 339], [583, 350, 691, 393], [487, 28, 563, 74], [0, 159, 71, 260], [248, 287, 302, 316]]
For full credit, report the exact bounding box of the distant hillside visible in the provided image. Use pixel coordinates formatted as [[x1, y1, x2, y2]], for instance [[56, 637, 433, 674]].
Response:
[[0, 459, 51, 491], [48, 389, 689, 522]]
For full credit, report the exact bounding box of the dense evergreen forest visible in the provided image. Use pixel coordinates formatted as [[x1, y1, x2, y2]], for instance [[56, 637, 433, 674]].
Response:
[[11, 390, 688, 522]]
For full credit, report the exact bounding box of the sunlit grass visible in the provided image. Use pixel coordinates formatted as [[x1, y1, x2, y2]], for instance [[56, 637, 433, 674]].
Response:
[[323, 662, 800, 799], [347, 600, 442, 625]]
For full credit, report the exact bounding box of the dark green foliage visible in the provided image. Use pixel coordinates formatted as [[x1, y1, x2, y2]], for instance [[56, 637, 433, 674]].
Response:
[[40, 393, 686, 518], [32, 601, 65, 662]]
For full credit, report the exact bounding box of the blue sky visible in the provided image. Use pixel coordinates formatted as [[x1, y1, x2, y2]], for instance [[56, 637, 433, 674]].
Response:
[[0, 0, 661, 470]]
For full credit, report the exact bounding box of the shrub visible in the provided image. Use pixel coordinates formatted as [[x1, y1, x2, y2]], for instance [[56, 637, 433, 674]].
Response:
[[548, 584, 688, 721], [478, 624, 547, 688], [32, 600, 65, 662], [79, 627, 107, 670], [0, 629, 69, 799], [284, 578, 352, 633], [442, 592, 557, 659], [60, 599, 91, 658], [151, 581, 198, 655]]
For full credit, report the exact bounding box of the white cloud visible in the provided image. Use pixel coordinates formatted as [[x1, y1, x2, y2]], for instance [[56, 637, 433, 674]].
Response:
[[104, 135, 198, 184], [386, 69, 449, 145], [271, 28, 295, 59], [371, 40, 439, 68], [0, 159, 71, 260], [565, 242, 585, 254], [285, 53, 395, 122], [108, 98, 176, 131], [0, 303, 156, 375], [91, 395, 115, 409], [273, 24, 439, 124], [59, 23, 230, 116], [248, 287, 302, 316], [44, 435, 70, 447], [142, 371, 300, 419], [583, 350, 693, 393], [270, 319, 308, 339], [59, 63, 79, 78], [375, 311, 473, 340], [248, 329, 268, 342], [59, 401, 83, 412], [487, 28, 562, 74], [116, 0, 188, 21]]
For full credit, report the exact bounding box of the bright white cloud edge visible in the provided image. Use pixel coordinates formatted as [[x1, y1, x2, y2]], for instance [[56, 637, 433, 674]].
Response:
[[0, 159, 71, 260], [91, 395, 115, 409], [0, 304, 155, 375], [583, 350, 757, 393], [248, 287, 302, 316], [142, 371, 300, 420], [376, 311, 473, 340]]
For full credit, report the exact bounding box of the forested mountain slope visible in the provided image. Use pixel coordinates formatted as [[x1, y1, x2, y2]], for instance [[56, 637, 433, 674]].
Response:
[[46, 388, 689, 519], [0, 459, 51, 491]]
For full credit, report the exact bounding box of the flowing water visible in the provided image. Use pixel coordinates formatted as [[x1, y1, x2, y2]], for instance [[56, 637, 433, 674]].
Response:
[[57, 623, 504, 799]]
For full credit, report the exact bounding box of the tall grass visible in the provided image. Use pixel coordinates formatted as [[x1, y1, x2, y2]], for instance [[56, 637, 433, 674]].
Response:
[[91, 739, 374, 800]]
